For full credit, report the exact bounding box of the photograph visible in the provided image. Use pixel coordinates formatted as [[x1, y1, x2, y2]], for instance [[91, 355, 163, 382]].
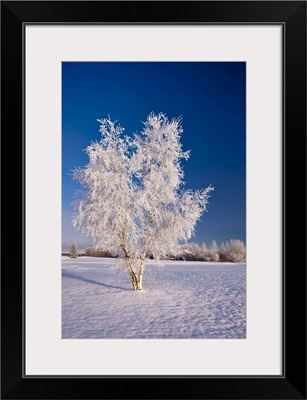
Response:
[[62, 61, 246, 339]]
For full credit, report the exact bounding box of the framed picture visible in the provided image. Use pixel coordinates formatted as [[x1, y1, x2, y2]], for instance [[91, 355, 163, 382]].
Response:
[[1, 1, 306, 399]]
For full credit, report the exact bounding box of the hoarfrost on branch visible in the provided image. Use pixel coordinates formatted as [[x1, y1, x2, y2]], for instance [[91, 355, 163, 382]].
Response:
[[73, 112, 213, 290]]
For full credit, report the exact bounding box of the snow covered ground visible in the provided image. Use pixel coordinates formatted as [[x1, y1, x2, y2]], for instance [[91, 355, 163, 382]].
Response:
[[62, 257, 246, 339]]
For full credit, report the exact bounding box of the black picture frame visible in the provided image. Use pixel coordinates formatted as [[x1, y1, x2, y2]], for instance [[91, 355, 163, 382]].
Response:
[[1, 1, 306, 399]]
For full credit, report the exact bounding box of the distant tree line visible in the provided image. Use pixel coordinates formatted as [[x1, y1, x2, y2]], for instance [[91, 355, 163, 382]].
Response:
[[67, 239, 246, 263], [172, 239, 246, 263], [84, 246, 114, 258]]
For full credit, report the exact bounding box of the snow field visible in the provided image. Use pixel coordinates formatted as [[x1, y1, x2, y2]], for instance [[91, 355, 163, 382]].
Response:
[[62, 257, 246, 339]]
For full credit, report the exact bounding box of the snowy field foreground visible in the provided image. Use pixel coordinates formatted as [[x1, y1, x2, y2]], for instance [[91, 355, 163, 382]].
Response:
[[62, 257, 246, 339]]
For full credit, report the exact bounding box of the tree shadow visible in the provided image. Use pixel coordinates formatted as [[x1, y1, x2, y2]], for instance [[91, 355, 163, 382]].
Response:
[[62, 272, 132, 291]]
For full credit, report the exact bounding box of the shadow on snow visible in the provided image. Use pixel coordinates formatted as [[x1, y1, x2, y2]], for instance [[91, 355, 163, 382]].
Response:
[[62, 272, 132, 291]]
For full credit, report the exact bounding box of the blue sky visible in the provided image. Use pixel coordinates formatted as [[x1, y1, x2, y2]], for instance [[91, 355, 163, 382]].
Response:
[[62, 62, 245, 250]]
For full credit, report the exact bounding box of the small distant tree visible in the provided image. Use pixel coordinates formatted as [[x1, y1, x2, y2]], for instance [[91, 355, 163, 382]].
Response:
[[212, 240, 219, 261], [207, 240, 219, 262], [219, 239, 246, 262], [72, 112, 213, 290], [198, 242, 207, 261], [187, 243, 205, 261], [69, 242, 78, 258], [193, 240, 219, 262]]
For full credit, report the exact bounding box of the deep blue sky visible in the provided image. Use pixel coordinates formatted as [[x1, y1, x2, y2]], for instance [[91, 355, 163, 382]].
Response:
[[62, 62, 245, 250]]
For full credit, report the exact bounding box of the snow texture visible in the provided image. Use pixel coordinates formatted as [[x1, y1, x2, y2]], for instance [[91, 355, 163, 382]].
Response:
[[62, 257, 246, 339]]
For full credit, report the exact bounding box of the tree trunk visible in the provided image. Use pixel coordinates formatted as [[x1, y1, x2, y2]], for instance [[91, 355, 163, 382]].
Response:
[[125, 258, 143, 291], [129, 270, 142, 291], [138, 262, 145, 291], [123, 254, 142, 291], [125, 257, 140, 291], [121, 228, 141, 290]]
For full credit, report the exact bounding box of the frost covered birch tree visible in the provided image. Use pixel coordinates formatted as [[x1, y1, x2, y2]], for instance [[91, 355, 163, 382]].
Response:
[[73, 112, 213, 291]]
